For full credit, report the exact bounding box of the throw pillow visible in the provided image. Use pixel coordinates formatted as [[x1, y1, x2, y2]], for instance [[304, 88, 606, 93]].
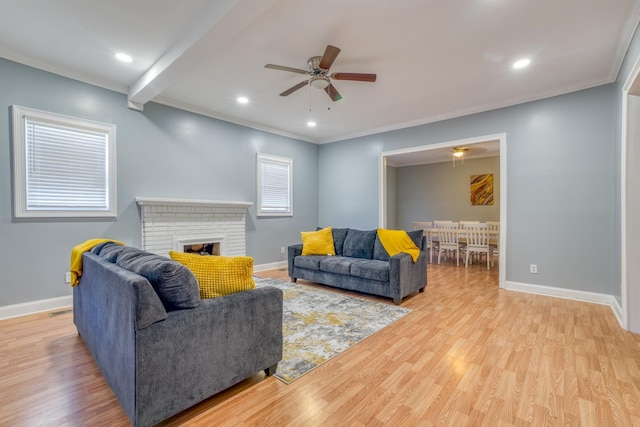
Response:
[[169, 252, 256, 299], [301, 226, 336, 256], [317, 227, 348, 256], [116, 250, 201, 311], [342, 229, 377, 259]]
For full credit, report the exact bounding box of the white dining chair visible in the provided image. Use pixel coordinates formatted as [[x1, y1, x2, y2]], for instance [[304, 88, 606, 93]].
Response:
[[412, 221, 435, 263], [486, 221, 500, 266], [437, 222, 462, 266], [464, 223, 491, 270]]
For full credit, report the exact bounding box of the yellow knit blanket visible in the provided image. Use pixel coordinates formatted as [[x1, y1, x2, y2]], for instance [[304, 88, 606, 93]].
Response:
[[377, 229, 420, 262], [70, 238, 124, 286]]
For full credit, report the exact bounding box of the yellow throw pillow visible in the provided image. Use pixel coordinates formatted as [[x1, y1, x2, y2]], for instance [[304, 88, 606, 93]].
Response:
[[301, 226, 336, 256], [169, 252, 256, 299]]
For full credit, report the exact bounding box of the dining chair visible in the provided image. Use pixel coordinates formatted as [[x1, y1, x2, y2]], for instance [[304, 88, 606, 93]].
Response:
[[486, 221, 500, 266], [412, 221, 435, 263], [437, 222, 462, 266], [464, 223, 491, 270]]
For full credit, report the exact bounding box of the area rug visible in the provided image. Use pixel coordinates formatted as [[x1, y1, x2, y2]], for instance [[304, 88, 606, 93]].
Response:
[[255, 277, 412, 384]]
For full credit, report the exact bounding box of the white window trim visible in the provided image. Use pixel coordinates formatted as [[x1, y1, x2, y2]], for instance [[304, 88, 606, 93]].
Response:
[[257, 153, 293, 217], [11, 105, 117, 218]]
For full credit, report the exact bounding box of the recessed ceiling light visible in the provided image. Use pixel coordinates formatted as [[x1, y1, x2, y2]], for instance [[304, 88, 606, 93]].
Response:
[[307, 121, 317, 128], [512, 58, 530, 69], [236, 96, 249, 104], [115, 53, 132, 63]]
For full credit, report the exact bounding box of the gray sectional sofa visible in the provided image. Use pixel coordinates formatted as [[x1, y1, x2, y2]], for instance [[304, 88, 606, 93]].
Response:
[[73, 243, 283, 427], [288, 228, 428, 304]]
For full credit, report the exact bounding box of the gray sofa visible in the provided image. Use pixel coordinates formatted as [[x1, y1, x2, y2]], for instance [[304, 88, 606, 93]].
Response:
[[73, 243, 283, 427], [288, 228, 427, 304]]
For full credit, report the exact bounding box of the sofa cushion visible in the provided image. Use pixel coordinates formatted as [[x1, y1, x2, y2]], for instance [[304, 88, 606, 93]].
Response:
[[342, 229, 377, 259], [90, 240, 120, 256], [294, 255, 325, 270], [319, 256, 356, 275], [116, 250, 201, 311], [301, 227, 336, 256], [95, 242, 130, 262], [169, 252, 256, 299], [407, 229, 423, 248], [349, 259, 390, 282], [372, 237, 390, 261]]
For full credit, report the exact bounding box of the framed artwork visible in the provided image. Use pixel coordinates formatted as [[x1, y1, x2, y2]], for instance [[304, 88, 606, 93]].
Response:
[[470, 174, 494, 205]]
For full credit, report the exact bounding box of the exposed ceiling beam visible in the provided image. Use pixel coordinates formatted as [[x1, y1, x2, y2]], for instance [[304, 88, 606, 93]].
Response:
[[127, 0, 278, 111]]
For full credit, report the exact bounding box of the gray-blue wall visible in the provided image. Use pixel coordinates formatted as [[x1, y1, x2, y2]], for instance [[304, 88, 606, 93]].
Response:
[[319, 84, 617, 296], [4, 23, 638, 309], [394, 156, 500, 230], [0, 58, 319, 307]]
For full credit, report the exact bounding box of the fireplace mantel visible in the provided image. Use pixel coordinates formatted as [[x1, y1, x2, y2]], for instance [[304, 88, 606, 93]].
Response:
[[136, 197, 251, 257], [135, 197, 252, 209]]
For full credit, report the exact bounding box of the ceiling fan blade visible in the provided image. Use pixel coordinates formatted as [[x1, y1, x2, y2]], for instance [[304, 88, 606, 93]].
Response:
[[280, 80, 308, 96], [265, 64, 308, 75], [331, 72, 377, 82], [324, 84, 342, 102], [318, 45, 341, 70]]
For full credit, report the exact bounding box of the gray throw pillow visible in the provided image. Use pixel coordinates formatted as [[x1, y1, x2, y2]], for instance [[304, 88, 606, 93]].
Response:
[[342, 229, 377, 259], [116, 250, 201, 311]]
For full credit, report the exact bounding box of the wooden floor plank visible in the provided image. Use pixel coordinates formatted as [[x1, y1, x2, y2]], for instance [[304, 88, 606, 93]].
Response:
[[2, 261, 640, 426]]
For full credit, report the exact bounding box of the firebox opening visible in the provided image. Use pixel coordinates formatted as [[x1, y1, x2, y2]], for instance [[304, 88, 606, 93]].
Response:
[[183, 242, 221, 256]]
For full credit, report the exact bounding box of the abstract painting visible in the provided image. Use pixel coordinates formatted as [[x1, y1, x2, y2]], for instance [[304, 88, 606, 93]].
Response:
[[470, 174, 494, 205]]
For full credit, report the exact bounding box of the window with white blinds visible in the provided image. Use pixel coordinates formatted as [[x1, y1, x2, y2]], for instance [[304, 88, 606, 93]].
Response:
[[257, 153, 293, 217], [11, 105, 117, 218]]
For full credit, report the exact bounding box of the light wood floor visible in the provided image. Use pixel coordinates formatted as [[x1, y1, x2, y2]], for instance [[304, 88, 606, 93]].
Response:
[[2, 261, 640, 426]]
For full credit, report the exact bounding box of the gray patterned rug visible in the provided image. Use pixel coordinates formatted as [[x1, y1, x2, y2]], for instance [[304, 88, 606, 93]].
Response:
[[255, 277, 412, 384]]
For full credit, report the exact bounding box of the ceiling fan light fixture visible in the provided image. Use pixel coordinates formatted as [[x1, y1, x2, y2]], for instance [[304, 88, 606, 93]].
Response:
[[309, 76, 330, 89], [452, 147, 469, 167]]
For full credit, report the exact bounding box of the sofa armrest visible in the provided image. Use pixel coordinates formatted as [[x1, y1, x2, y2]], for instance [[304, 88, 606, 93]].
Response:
[[134, 286, 283, 426], [288, 244, 303, 280], [389, 250, 428, 303]]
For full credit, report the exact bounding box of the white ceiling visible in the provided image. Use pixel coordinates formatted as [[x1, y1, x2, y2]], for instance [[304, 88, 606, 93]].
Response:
[[1, 0, 639, 148]]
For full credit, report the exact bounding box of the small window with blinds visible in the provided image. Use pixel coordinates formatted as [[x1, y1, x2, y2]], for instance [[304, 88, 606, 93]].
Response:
[[11, 105, 117, 218], [257, 153, 293, 217]]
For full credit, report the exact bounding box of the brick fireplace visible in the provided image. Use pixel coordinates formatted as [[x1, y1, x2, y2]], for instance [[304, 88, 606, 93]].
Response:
[[135, 197, 252, 258]]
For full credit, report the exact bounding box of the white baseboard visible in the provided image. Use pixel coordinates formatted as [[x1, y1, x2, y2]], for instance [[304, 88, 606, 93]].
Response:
[[1, 261, 287, 321], [0, 295, 73, 321], [254, 260, 287, 272], [504, 281, 625, 328]]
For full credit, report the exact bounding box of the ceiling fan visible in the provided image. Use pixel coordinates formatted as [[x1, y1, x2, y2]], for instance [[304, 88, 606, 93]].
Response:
[[264, 45, 376, 102]]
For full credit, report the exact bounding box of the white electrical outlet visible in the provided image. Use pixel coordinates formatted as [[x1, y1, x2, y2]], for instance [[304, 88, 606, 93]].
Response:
[[530, 264, 538, 274], [280, 246, 285, 254], [65, 272, 72, 283]]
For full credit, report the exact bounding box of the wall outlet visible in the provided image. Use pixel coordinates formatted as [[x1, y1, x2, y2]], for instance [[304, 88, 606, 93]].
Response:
[[280, 246, 285, 254], [65, 272, 72, 283], [530, 264, 538, 274]]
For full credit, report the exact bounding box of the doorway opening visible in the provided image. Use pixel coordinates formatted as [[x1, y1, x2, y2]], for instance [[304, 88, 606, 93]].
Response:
[[379, 132, 507, 289]]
